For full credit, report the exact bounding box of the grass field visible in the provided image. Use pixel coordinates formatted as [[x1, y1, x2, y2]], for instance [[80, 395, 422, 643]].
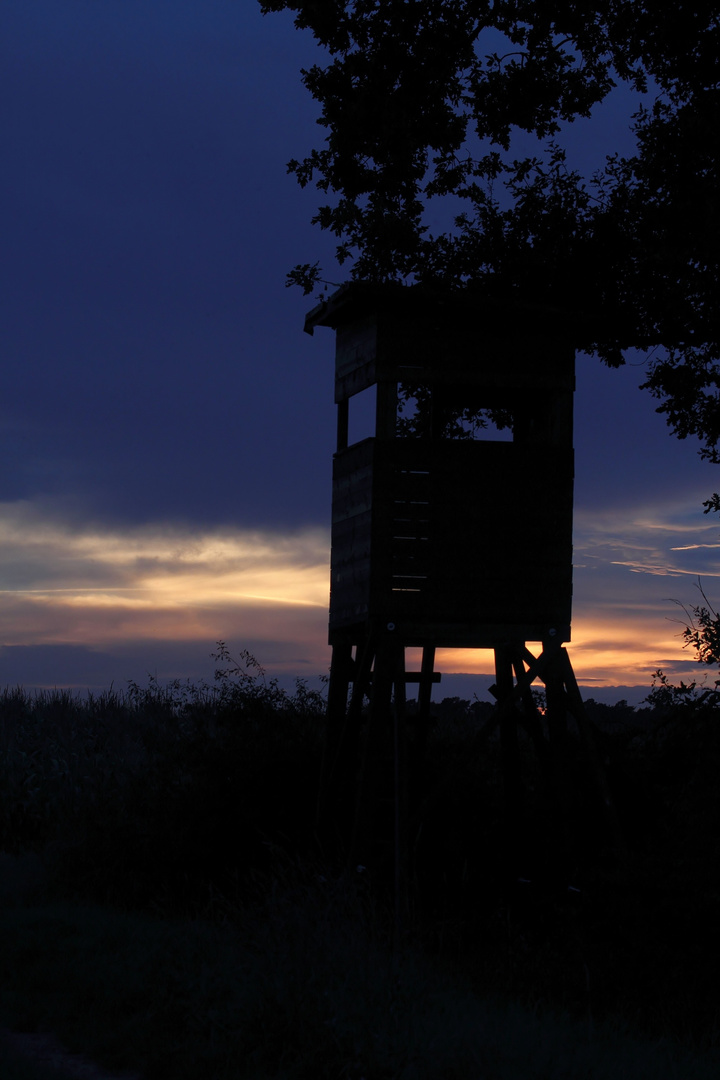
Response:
[[1, 883, 719, 1080], [1, 658, 719, 1077]]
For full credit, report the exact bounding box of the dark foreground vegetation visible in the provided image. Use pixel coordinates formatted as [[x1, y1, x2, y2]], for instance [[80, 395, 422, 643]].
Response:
[[1, 647, 720, 1078]]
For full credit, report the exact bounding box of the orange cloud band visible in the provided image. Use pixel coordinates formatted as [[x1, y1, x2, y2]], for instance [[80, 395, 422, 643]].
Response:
[[1, 497, 717, 688]]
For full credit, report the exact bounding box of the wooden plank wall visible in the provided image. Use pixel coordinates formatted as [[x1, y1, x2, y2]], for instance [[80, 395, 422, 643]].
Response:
[[330, 439, 573, 642]]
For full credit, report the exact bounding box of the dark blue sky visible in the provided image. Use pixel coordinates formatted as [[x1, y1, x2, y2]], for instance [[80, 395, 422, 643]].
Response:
[[1, 1, 718, 701], [3, 0, 338, 528]]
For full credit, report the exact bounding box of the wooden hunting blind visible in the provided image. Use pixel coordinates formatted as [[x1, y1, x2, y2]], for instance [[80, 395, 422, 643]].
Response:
[[305, 282, 575, 648], [306, 283, 619, 892]]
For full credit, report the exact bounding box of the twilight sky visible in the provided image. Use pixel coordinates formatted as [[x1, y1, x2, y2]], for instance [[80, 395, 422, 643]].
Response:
[[2, 0, 719, 705]]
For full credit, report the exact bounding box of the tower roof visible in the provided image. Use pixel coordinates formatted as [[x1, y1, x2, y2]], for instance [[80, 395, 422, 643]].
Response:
[[304, 280, 614, 343]]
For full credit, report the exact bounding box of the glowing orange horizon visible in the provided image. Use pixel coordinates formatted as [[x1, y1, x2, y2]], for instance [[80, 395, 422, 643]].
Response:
[[432, 617, 693, 688], [0, 499, 715, 689]]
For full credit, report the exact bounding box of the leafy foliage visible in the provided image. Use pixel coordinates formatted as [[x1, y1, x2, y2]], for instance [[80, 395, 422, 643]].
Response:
[[262, 0, 720, 473], [644, 667, 720, 711], [678, 586, 720, 668], [642, 581, 720, 710]]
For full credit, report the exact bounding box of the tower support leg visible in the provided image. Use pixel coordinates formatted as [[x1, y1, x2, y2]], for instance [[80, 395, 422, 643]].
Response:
[[320, 634, 443, 932], [487, 641, 625, 865], [494, 645, 525, 877], [351, 639, 407, 872], [318, 636, 375, 856]]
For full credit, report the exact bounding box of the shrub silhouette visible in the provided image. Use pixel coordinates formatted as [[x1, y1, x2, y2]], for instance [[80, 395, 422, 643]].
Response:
[[1, 648, 325, 910]]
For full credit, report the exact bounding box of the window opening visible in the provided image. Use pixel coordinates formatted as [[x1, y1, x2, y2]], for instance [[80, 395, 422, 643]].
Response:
[[347, 383, 377, 445], [397, 383, 513, 441]]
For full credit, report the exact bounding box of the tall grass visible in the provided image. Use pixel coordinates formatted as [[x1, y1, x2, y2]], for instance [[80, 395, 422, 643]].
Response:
[[1, 877, 719, 1080], [0, 647, 326, 910], [1, 651, 720, 1076]]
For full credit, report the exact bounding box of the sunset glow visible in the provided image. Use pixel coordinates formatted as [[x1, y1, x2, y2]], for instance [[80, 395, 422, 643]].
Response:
[[1, 494, 718, 694], [0, 503, 329, 665], [3, 3, 719, 701]]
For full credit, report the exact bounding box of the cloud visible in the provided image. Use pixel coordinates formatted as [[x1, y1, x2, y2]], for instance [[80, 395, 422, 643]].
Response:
[[574, 501, 720, 586], [0, 638, 330, 692], [670, 543, 720, 552], [1, 496, 718, 692], [568, 499, 720, 683], [574, 500, 720, 568], [0, 501, 330, 664]]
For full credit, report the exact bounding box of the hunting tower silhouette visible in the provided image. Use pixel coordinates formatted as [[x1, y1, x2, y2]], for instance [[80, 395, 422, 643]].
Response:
[[306, 283, 615, 885]]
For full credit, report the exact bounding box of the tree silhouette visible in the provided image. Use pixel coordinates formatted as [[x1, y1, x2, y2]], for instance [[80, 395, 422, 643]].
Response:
[[261, 1, 720, 466]]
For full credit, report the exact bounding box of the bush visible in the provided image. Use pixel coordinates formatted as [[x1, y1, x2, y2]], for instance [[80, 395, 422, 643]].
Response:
[[0, 647, 326, 911]]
